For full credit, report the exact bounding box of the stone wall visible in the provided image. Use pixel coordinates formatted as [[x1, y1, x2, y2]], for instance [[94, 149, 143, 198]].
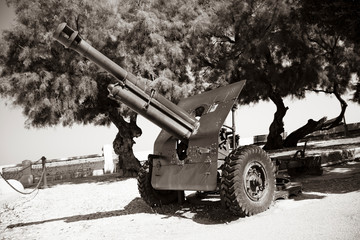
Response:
[[302, 122, 360, 141], [1, 154, 118, 187], [252, 122, 360, 145]]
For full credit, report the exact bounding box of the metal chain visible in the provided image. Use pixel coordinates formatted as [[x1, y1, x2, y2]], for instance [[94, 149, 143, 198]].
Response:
[[0, 167, 46, 195], [14, 158, 43, 174]]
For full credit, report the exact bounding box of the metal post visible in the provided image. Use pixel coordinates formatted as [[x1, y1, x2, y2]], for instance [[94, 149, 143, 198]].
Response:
[[41, 156, 48, 188], [232, 105, 237, 149]]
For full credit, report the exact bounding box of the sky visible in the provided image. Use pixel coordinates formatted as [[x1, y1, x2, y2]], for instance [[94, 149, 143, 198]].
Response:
[[0, 1, 359, 166]]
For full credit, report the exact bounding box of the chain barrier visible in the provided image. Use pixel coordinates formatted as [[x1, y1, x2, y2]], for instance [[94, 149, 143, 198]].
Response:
[[13, 158, 43, 174], [0, 163, 46, 195]]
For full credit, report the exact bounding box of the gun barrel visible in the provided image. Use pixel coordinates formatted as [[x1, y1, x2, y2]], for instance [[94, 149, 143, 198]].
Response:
[[54, 23, 197, 142]]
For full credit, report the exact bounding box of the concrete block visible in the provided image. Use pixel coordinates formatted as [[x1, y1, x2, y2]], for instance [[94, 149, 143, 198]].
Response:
[[354, 147, 360, 159], [93, 169, 104, 176]]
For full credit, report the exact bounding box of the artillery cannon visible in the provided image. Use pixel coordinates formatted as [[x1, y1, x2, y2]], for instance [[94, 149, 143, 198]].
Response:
[[54, 23, 277, 216]]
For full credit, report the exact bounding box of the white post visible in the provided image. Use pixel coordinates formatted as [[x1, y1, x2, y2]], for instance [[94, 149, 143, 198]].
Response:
[[103, 144, 114, 174]]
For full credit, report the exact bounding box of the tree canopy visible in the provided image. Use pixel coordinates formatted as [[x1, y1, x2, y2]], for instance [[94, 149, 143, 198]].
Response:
[[0, 0, 200, 128], [1, 0, 117, 127], [182, 0, 360, 148], [0, 0, 201, 173], [181, 0, 322, 148], [301, 0, 360, 105]]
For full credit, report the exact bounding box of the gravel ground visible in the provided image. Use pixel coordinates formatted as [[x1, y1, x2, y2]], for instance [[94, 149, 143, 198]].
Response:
[[1, 161, 360, 240]]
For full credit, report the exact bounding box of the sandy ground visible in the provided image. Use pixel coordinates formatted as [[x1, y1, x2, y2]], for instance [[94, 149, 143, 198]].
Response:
[[1, 161, 360, 240]]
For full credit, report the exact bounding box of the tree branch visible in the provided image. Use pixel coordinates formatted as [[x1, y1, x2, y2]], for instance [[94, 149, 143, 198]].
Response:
[[317, 30, 332, 50], [198, 54, 215, 68], [108, 108, 127, 130], [213, 34, 235, 44], [333, 83, 348, 110], [332, 34, 340, 50], [304, 88, 333, 94], [307, 34, 327, 51], [75, 15, 81, 31]]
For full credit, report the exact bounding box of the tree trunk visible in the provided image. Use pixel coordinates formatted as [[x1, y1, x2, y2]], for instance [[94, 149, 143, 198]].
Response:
[[109, 110, 142, 177], [321, 85, 347, 131], [263, 91, 288, 150], [261, 44, 289, 150], [283, 84, 348, 147], [283, 117, 326, 148]]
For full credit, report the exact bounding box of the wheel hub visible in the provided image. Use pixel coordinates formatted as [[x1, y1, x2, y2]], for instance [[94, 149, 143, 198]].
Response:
[[244, 162, 267, 201]]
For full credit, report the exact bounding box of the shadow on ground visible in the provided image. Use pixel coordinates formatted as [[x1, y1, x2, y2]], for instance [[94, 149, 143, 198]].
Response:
[[5, 192, 314, 228], [6, 196, 240, 229], [154, 194, 240, 224], [6, 197, 152, 229], [292, 160, 360, 195]]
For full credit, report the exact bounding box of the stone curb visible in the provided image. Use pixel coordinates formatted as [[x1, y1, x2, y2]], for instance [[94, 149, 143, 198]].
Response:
[[319, 147, 360, 167]]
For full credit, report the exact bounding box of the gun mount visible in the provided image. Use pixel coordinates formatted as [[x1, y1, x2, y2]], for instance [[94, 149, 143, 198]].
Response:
[[54, 23, 278, 217]]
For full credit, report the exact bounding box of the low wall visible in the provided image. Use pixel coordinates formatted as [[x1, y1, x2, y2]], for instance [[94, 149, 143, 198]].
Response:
[[302, 122, 360, 141], [1, 154, 118, 186], [253, 132, 287, 145], [252, 122, 360, 145]]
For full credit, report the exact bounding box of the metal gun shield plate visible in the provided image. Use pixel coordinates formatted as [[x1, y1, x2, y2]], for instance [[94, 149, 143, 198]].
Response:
[[151, 81, 246, 191]]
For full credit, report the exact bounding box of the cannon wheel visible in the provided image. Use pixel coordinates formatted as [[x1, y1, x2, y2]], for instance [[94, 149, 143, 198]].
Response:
[[137, 160, 179, 207], [220, 145, 276, 216]]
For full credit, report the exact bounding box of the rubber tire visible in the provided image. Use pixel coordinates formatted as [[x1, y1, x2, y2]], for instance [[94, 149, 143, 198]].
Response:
[[220, 145, 276, 216], [137, 160, 179, 207]]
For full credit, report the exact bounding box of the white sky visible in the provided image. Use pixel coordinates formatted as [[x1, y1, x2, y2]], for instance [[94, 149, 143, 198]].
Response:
[[0, 1, 359, 166]]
